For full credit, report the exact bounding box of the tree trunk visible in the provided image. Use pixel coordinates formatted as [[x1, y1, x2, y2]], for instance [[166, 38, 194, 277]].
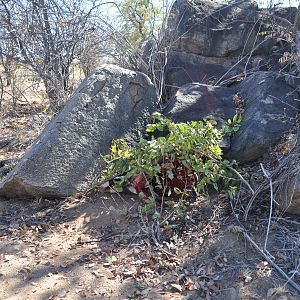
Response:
[[42, 75, 61, 108]]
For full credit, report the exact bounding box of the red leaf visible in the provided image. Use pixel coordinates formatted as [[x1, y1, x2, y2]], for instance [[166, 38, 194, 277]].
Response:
[[131, 173, 148, 194]]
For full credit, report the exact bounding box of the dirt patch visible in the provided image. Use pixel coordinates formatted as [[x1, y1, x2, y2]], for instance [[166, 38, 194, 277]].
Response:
[[0, 192, 299, 300]]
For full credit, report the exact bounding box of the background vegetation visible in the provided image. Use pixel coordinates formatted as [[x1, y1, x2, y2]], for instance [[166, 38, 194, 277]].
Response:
[[0, 0, 165, 110]]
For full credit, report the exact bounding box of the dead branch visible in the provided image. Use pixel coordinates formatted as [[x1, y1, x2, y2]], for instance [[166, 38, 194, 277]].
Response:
[[260, 163, 274, 259], [230, 201, 300, 294], [243, 230, 300, 293]]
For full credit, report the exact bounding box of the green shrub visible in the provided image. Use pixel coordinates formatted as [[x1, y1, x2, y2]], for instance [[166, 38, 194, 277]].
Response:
[[101, 112, 239, 198]]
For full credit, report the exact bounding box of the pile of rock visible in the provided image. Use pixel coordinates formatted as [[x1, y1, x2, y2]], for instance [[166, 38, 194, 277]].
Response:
[[162, 0, 296, 97], [160, 0, 300, 214]]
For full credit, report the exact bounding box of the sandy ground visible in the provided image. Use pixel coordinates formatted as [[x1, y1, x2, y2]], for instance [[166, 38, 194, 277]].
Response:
[[0, 192, 299, 300]]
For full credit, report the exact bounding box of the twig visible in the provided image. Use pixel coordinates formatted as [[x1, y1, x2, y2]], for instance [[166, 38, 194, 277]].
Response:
[[77, 232, 143, 244], [259, 11, 293, 29], [77, 234, 120, 244], [268, 94, 300, 112], [158, 245, 177, 258], [226, 165, 255, 195], [230, 201, 300, 294], [125, 229, 142, 250], [243, 231, 300, 293], [273, 217, 300, 226], [260, 163, 275, 259], [0, 74, 3, 111], [243, 21, 263, 79], [244, 156, 291, 221], [151, 220, 160, 246], [215, 38, 271, 86]]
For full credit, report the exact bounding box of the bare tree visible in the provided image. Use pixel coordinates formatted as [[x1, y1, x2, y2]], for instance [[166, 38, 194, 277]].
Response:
[[0, 0, 165, 110], [0, 0, 110, 108]]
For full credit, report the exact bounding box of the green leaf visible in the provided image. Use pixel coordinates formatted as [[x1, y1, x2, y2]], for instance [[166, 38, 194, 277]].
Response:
[[114, 186, 123, 193], [152, 112, 162, 119]]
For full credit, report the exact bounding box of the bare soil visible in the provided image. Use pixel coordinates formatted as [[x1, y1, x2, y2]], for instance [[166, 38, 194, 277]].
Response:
[[0, 192, 299, 300]]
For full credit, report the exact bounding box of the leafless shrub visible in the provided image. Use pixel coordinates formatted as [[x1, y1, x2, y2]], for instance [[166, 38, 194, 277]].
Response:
[[0, 0, 113, 110]]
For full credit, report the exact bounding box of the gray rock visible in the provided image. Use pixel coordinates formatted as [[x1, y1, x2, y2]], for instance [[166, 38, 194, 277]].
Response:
[[0, 64, 158, 199], [270, 7, 297, 23], [156, 0, 297, 99], [165, 0, 297, 58], [166, 0, 262, 57], [163, 72, 299, 163], [163, 82, 236, 124], [227, 71, 299, 162], [163, 83, 236, 150], [164, 52, 237, 98]]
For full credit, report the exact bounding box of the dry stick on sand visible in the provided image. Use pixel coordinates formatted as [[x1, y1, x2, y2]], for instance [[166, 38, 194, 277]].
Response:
[[260, 163, 275, 260], [228, 162, 300, 293], [244, 159, 285, 221], [226, 165, 254, 195], [243, 230, 300, 293], [230, 201, 300, 294]]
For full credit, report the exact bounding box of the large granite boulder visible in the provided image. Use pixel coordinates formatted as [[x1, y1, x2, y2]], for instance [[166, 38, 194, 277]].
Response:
[[163, 71, 299, 163], [0, 64, 158, 199], [166, 0, 261, 57], [165, 0, 296, 57], [227, 71, 299, 162], [159, 0, 261, 98]]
